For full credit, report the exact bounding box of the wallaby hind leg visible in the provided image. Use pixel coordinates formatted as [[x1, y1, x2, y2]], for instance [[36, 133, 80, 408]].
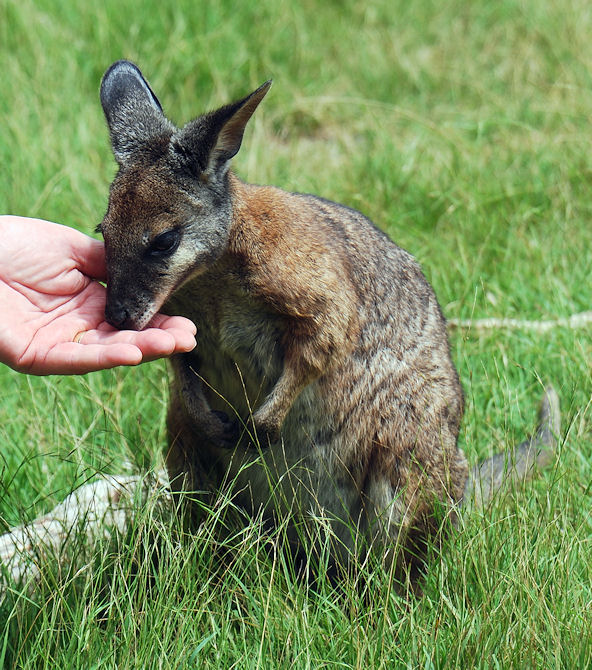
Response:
[[464, 386, 561, 506]]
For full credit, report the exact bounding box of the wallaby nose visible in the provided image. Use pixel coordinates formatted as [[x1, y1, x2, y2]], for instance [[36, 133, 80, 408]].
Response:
[[105, 301, 130, 329]]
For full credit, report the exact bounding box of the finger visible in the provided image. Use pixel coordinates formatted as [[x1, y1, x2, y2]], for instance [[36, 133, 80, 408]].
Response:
[[149, 315, 197, 351], [95, 315, 196, 335], [70, 234, 107, 280], [79, 326, 196, 355], [39, 342, 143, 375], [148, 314, 197, 335], [82, 328, 175, 351], [158, 327, 197, 352]]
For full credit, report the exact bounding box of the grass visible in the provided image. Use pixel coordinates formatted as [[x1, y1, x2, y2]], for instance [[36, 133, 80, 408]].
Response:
[[1, 0, 592, 666]]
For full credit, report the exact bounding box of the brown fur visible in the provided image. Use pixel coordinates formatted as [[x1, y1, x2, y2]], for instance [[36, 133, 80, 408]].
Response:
[[98, 61, 558, 578]]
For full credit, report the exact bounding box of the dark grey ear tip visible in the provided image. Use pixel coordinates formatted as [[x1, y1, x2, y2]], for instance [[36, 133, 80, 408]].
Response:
[[100, 59, 163, 115], [102, 60, 143, 84], [100, 60, 144, 102], [257, 80, 273, 95]]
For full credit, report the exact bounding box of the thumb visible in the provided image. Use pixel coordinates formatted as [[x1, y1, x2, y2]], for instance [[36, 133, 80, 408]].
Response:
[[71, 233, 107, 281]]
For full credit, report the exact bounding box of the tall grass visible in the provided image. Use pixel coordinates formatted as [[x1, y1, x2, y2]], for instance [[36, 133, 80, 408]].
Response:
[[1, 0, 591, 667]]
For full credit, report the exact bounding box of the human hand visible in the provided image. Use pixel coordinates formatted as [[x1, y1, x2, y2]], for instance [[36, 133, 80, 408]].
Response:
[[0, 216, 197, 375]]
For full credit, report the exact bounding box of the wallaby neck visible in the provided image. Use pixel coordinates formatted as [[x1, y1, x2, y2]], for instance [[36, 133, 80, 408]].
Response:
[[226, 172, 288, 259]]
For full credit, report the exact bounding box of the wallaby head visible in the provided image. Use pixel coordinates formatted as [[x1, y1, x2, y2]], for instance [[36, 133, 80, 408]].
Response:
[[98, 60, 271, 329]]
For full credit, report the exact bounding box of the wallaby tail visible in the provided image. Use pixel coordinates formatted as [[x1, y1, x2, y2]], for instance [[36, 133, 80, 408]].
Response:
[[463, 386, 561, 507]]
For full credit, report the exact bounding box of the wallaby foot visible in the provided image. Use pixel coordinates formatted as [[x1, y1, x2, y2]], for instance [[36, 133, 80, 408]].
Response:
[[464, 385, 560, 506]]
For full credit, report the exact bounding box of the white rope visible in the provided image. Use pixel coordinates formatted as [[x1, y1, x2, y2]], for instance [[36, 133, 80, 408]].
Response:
[[0, 471, 169, 598], [448, 310, 592, 332]]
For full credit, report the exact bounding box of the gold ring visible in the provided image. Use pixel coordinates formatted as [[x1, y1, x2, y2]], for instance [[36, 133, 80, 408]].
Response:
[[73, 331, 86, 344]]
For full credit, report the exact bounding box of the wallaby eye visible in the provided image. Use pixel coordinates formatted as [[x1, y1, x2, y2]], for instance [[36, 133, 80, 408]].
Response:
[[148, 229, 180, 257]]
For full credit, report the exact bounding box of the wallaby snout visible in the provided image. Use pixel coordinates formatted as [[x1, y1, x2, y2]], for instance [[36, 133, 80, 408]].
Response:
[[104, 300, 129, 329], [103, 263, 170, 331]]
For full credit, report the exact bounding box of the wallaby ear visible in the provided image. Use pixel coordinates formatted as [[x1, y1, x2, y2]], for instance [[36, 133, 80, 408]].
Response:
[[100, 60, 173, 165], [171, 80, 272, 179], [210, 80, 272, 165]]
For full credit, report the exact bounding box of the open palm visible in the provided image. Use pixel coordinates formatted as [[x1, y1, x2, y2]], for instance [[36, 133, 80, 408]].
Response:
[[0, 216, 196, 374]]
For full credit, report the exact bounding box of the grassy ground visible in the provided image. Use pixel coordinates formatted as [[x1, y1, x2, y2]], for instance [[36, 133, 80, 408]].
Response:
[[1, 0, 592, 667]]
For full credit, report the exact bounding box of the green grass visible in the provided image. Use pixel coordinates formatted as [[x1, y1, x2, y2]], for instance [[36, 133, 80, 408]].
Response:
[[1, 0, 592, 667]]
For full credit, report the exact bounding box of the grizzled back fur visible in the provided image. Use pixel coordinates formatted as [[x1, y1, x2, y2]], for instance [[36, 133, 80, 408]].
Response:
[[99, 61, 558, 576]]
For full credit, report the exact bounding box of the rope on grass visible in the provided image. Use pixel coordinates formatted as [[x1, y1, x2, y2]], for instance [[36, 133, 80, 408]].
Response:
[[0, 471, 169, 599], [448, 310, 592, 333]]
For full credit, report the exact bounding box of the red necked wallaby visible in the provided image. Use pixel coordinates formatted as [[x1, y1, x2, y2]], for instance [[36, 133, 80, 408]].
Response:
[[98, 60, 559, 574]]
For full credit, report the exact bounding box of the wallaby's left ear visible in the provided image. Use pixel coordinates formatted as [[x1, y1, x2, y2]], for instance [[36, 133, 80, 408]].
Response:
[[210, 80, 272, 165], [100, 60, 173, 165], [172, 80, 272, 179]]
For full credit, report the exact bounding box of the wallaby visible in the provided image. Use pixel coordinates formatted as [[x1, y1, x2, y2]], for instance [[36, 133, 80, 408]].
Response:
[[98, 60, 560, 575]]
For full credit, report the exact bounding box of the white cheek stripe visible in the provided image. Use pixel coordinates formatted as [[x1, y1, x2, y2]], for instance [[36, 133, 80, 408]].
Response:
[[173, 245, 197, 267], [133, 243, 202, 328]]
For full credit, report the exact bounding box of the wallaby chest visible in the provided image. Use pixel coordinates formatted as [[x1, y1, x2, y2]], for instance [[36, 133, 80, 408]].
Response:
[[166, 268, 286, 416]]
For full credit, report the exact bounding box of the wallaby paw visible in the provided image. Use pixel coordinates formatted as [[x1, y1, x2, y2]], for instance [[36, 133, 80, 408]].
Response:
[[209, 410, 241, 450], [252, 413, 281, 446]]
